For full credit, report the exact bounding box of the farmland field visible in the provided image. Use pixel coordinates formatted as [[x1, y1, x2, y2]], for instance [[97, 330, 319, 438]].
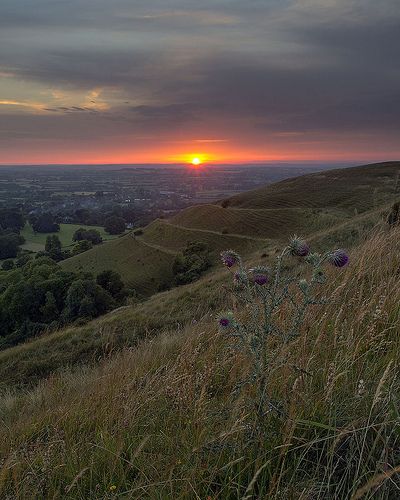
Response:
[[20, 223, 124, 252]]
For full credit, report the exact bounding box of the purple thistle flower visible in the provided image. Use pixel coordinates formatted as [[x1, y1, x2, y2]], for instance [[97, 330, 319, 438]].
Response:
[[219, 317, 231, 327], [329, 249, 349, 268], [218, 312, 234, 329], [289, 236, 310, 257], [253, 273, 268, 285], [221, 250, 238, 268]]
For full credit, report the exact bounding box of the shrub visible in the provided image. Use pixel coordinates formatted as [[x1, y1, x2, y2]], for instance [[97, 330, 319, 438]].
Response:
[[73, 228, 103, 244], [104, 216, 126, 235], [1, 259, 14, 271], [173, 241, 211, 285]]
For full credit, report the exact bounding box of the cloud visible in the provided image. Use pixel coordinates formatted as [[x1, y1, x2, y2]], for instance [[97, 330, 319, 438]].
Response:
[[0, 0, 399, 159]]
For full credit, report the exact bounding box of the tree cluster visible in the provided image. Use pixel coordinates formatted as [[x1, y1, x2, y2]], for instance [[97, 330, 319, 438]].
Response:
[[172, 241, 211, 285], [0, 258, 127, 349], [30, 213, 60, 233], [73, 227, 103, 245]]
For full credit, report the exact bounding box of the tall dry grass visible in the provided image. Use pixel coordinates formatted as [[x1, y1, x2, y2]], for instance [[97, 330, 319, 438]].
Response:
[[0, 228, 399, 499]]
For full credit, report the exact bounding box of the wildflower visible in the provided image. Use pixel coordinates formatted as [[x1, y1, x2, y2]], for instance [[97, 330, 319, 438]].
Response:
[[253, 273, 268, 285], [289, 236, 310, 257], [328, 249, 349, 267], [109, 485, 117, 491], [218, 312, 234, 329], [248, 266, 269, 285], [221, 250, 239, 268]]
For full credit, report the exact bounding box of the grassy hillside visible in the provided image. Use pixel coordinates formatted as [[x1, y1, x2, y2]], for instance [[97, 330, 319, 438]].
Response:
[[61, 233, 176, 296], [1, 162, 400, 498], [20, 223, 121, 253], [0, 228, 399, 498], [223, 161, 400, 211], [142, 219, 264, 253], [59, 162, 400, 295], [0, 203, 388, 395], [170, 204, 347, 239]]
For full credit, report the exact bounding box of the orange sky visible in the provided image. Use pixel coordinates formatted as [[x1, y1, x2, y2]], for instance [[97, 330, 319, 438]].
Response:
[[1, 1, 399, 165]]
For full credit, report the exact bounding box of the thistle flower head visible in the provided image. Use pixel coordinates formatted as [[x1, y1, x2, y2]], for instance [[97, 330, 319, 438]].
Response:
[[328, 249, 349, 268], [221, 250, 240, 268], [249, 266, 269, 286], [217, 312, 234, 329], [254, 274, 268, 285], [289, 236, 310, 257]]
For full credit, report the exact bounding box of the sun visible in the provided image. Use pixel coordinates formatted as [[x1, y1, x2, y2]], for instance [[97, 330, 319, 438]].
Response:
[[191, 157, 202, 166]]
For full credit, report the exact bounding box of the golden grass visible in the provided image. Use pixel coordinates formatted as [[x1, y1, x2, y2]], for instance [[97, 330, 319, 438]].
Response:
[[0, 228, 399, 498]]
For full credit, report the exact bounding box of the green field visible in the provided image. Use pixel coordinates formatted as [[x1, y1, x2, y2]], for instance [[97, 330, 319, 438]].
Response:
[[20, 223, 122, 252]]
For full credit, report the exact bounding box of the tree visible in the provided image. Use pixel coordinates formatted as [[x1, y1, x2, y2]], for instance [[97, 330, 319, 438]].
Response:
[[0, 210, 25, 232], [63, 278, 114, 321], [40, 291, 59, 322], [0, 234, 24, 259], [45, 235, 63, 261], [172, 241, 211, 285], [72, 240, 93, 255], [1, 259, 14, 271], [15, 254, 32, 267], [104, 216, 126, 235], [31, 213, 60, 233], [97, 270, 126, 302], [73, 228, 102, 245]]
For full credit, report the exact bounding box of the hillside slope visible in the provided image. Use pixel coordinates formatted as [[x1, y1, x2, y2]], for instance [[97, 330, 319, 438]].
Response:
[[223, 161, 400, 210], [60, 162, 400, 295], [1, 228, 399, 499]]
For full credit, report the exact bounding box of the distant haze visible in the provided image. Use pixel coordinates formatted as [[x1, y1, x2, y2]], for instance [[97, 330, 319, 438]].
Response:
[[0, 0, 399, 164]]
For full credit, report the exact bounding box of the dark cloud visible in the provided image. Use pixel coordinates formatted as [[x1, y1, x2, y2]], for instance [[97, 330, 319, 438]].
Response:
[[0, 0, 399, 157]]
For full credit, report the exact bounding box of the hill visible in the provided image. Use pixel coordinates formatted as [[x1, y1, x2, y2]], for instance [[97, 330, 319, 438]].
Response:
[[222, 161, 400, 210], [61, 232, 176, 296], [0, 226, 399, 498], [59, 161, 400, 295], [1, 161, 400, 498]]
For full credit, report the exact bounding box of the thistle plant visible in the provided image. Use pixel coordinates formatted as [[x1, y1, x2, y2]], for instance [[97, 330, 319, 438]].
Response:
[[218, 238, 349, 427]]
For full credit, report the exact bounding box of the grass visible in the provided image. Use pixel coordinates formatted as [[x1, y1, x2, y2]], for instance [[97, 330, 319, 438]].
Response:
[[170, 204, 349, 239], [224, 161, 400, 211], [0, 228, 399, 498], [0, 205, 390, 395], [61, 233, 176, 296], [1, 162, 399, 498], [20, 223, 121, 252]]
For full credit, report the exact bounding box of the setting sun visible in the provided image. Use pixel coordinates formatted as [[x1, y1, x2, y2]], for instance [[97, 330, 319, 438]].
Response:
[[191, 157, 201, 166]]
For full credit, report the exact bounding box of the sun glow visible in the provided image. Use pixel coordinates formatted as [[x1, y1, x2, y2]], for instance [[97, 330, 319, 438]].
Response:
[[191, 157, 201, 165]]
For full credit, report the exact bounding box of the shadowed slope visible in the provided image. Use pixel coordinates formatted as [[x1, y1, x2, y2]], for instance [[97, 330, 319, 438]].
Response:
[[223, 161, 400, 210]]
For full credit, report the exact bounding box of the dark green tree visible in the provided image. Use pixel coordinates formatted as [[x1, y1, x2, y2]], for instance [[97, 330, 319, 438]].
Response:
[[104, 216, 126, 235], [31, 213, 60, 233], [0, 234, 24, 259], [73, 228, 102, 245], [1, 259, 14, 271], [40, 291, 59, 322], [45, 235, 63, 261], [97, 270, 126, 302], [72, 239, 93, 255]]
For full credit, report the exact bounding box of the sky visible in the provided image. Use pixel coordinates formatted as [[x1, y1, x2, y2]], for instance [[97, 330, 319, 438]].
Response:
[[0, 0, 399, 164]]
